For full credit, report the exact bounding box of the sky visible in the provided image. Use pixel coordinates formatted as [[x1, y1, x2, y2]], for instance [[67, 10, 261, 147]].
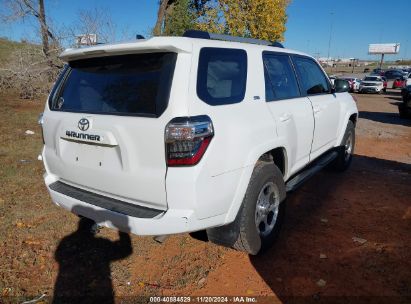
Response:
[[1, 0, 410, 61]]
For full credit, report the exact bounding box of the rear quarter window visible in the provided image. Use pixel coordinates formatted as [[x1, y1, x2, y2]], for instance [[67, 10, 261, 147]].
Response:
[[197, 47, 247, 106]]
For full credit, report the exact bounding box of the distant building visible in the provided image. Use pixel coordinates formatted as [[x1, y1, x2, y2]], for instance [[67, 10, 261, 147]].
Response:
[[318, 57, 373, 67]]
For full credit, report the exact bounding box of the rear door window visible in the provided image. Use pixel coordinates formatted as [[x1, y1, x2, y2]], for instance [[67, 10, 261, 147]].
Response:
[[197, 47, 247, 106], [292, 56, 330, 95], [263, 53, 300, 101], [50, 52, 177, 117]]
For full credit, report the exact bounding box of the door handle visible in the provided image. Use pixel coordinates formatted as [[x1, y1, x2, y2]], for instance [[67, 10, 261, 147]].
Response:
[[279, 113, 291, 122]]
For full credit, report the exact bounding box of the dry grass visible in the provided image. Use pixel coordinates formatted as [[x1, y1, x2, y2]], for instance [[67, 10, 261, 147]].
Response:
[[0, 93, 74, 299]]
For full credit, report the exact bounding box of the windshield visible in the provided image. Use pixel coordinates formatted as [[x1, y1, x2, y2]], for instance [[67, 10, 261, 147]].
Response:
[[50, 52, 177, 117], [364, 77, 379, 81]]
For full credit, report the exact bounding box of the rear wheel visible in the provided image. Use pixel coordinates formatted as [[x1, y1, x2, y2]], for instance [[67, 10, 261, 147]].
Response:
[[331, 120, 355, 171], [214, 162, 286, 255]]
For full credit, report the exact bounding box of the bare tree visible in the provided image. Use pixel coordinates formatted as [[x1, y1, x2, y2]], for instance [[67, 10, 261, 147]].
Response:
[[0, 3, 123, 100], [0, 42, 61, 99], [1, 0, 56, 58], [63, 8, 118, 46]]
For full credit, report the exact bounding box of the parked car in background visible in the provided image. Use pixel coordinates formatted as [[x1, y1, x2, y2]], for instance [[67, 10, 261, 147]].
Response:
[[400, 69, 410, 78], [384, 69, 404, 80], [353, 78, 361, 92], [406, 73, 411, 86], [359, 76, 384, 93], [399, 85, 411, 118], [401, 85, 411, 103], [372, 68, 384, 75], [383, 70, 404, 89], [341, 77, 361, 92], [363, 68, 370, 73], [392, 77, 406, 89], [381, 76, 388, 92], [329, 75, 337, 85]]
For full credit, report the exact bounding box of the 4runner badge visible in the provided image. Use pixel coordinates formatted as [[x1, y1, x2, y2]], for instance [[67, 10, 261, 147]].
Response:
[[78, 118, 90, 131]]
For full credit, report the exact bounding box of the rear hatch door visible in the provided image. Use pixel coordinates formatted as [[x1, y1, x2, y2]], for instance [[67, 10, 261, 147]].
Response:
[[43, 52, 178, 210]]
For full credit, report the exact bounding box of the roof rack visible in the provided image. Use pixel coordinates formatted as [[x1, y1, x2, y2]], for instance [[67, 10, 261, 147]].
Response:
[[183, 30, 284, 48]]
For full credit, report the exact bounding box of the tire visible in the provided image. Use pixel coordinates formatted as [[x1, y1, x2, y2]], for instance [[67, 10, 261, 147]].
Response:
[[398, 105, 407, 119], [331, 120, 355, 172], [208, 162, 286, 255]]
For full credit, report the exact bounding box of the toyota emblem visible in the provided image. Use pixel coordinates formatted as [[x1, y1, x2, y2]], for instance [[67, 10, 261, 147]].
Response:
[[78, 118, 90, 131]]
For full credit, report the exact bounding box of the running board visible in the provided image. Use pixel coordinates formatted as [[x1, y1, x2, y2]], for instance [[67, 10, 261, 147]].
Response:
[[285, 151, 338, 192]]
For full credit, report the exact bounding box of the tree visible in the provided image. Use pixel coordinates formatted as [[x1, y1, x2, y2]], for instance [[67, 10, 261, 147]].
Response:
[[154, 0, 211, 36], [194, 0, 290, 42], [67, 8, 117, 46], [1, 0, 56, 58], [163, 0, 195, 36], [153, 0, 176, 36]]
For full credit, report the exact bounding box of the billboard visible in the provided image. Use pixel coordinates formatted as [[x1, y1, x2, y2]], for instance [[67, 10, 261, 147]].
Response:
[[368, 43, 400, 54]]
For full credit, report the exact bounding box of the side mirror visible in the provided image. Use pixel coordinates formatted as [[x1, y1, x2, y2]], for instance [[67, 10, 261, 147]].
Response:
[[334, 79, 350, 93]]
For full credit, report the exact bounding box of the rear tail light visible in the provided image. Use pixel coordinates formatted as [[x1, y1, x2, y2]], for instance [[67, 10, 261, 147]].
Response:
[[165, 115, 214, 166]]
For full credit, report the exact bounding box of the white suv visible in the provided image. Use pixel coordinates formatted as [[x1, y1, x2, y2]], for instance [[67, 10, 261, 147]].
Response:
[[41, 30, 358, 255]]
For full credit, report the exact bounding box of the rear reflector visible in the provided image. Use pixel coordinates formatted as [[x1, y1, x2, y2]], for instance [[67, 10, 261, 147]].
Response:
[[165, 115, 214, 166]]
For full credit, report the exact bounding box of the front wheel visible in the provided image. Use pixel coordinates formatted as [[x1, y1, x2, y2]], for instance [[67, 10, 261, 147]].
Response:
[[331, 120, 355, 171]]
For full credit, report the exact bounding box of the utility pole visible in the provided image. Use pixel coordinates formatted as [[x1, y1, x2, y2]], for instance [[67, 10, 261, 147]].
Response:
[[379, 54, 385, 69], [327, 12, 334, 63]]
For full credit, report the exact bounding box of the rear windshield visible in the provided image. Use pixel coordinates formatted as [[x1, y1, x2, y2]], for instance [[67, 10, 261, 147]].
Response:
[[50, 53, 177, 117]]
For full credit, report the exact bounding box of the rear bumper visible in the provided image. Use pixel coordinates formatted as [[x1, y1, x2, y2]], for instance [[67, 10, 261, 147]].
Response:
[[44, 172, 227, 236]]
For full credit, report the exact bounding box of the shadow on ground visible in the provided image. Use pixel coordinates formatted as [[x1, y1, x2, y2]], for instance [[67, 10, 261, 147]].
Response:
[[382, 90, 402, 97], [250, 155, 411, 302], [359, 111, 411, 126], [53, 206, 133, 304]]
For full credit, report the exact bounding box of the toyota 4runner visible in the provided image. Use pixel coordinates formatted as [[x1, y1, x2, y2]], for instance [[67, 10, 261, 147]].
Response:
[[40, 30, 358, 255]]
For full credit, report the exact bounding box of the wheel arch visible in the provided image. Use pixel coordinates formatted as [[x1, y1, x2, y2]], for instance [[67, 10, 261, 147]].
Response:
[[258, 147, 288, 178], [349, 113, 358, 126], [336, 110, 358, 146], [223, 143, 289, 225]]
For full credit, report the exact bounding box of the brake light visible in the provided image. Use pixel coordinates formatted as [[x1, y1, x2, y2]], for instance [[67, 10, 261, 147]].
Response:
[[165, 115, 214, 166]]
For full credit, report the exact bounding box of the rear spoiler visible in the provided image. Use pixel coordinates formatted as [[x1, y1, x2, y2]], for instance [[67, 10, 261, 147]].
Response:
[[59, 37, 192, 62]]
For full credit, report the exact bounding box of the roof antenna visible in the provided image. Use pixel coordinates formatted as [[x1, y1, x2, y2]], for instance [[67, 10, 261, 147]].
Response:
[[136, 34, 145, 40]]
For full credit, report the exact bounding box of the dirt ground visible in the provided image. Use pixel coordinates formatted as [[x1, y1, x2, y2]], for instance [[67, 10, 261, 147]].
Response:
[[0, 89, 410, 303]]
